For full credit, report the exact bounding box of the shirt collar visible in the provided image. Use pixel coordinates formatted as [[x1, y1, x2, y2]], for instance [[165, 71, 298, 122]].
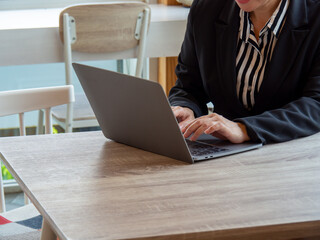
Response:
[[239, 0, 290, 41]]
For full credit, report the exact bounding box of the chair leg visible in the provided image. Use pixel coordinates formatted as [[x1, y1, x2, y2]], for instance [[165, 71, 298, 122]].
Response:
[[116, 59, 124, 73], [24, 192, 30, 205], [142, 57, 149, 79], [0, 165, 6, 212], [41, 219, 57, 240], [65, 103, 73, 133], [37, 110, 44, 134]]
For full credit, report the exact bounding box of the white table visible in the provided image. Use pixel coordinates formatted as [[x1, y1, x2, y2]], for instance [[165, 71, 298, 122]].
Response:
[[0, 4, 189, 66]]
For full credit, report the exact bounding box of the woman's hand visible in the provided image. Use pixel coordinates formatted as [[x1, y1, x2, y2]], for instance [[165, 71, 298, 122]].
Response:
[[181, 113, 250, 143], [171, 106, 195, 130]]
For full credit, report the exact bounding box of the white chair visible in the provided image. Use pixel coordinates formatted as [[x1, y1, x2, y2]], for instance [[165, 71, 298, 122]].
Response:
[[0, 85, 75, 213], [43, 2, 151, 133]]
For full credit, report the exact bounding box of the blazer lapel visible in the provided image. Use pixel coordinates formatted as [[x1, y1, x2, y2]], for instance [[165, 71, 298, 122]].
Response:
[[255, 0, 310, 108], [214, 2, 248, 114]]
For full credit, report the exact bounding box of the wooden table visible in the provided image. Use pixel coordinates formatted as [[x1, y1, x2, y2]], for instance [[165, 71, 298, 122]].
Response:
[[1, 131, 320, 240]]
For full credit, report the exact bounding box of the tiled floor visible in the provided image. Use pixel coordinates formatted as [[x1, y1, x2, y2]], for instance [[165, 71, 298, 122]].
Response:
[[4, 191, 24, 211]]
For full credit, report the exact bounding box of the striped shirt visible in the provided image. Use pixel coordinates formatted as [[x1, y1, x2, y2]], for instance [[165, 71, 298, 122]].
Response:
[[236, 0, 289, 110]]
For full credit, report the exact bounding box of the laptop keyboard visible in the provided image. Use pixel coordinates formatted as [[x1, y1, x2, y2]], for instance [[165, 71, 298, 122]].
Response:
[[186, 139, 228, 156]]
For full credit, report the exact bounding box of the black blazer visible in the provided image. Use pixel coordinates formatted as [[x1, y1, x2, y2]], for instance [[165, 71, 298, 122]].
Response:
[[168, 0, 320, 144]]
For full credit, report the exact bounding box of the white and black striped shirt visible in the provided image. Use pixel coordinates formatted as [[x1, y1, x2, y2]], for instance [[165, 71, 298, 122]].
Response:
[[236, 0, 289, 110]]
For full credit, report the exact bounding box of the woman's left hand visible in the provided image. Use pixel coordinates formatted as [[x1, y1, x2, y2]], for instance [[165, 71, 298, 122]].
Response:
[[181, 113, 250, 143]]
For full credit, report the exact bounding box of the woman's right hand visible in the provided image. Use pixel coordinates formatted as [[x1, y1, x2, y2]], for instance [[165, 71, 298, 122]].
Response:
[[171, 106, 195, 130]]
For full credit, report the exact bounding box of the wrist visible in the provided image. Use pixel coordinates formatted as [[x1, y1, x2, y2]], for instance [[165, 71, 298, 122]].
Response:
[[237, 122, 250, 142]]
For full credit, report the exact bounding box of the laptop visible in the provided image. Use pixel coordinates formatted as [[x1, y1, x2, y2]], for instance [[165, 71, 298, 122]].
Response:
[[73, 63, 262, 163]]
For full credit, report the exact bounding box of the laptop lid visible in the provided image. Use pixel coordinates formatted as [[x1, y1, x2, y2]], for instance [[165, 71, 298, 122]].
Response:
[[73, 63, 262, 163], [73, 63, 194, 163]]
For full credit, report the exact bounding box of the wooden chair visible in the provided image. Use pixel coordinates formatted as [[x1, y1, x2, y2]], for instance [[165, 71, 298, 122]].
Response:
[[43, 2, 151, 133], [0, 85, 75, 213]]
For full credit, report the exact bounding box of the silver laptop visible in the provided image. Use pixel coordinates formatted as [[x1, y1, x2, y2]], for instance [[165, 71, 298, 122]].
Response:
[[73, 63, 262, 163]]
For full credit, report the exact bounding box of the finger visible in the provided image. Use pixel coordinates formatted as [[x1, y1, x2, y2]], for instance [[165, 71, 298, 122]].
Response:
[[183, 121, 202, 138], [172, 107, 190, 123], [180, 118, 195, 133], [207, 113, 223, 122], [189, 125, 207, 141], [204, 122, 221, 135], [171, 107, 181, 117], [171, 106, 182, 114], [178, 119, 193, 130], [204, 122, 234, 141]]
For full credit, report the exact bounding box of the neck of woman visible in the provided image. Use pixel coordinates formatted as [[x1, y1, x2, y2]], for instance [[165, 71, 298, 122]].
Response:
[[250, 0, 281, 40]]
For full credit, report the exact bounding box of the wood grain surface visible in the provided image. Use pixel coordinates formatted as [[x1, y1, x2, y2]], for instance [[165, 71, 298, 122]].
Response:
[[1, 131, 320, 239], [59, 3, 150, 53]]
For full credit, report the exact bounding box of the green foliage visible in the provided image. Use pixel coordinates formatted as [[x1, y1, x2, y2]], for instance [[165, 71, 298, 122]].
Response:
[[1, 163, 14, 180], [53, 126, 58, 134]]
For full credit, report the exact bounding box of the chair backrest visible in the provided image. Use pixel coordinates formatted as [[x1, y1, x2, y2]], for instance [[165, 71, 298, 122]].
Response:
[[0, 85, 75, 135], [0, 85, 74, 212], [59, 2, 151, 84], [56, 2, 150, 133]]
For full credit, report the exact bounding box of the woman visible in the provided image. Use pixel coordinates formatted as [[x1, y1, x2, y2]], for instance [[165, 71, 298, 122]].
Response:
[[169, 0, 320, 144]]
